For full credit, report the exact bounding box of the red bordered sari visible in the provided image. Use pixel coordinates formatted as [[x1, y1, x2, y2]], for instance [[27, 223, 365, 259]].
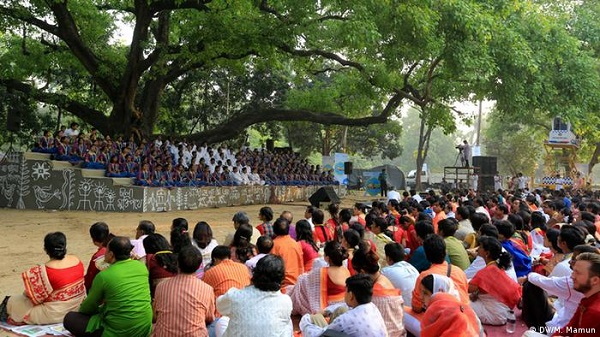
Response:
[[8, 263, 85, 324]]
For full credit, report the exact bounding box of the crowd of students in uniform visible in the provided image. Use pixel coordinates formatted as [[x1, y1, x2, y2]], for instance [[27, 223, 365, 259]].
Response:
[[32, 126, 338, 187], [2, 185, 600, 337]]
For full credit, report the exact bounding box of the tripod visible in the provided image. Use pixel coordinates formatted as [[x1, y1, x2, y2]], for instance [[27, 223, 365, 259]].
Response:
[[454, 150, 465, 167]]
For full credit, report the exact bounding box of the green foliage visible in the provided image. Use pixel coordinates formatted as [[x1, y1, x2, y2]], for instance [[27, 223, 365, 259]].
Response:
[[482, 110, 545, 176], [0, 0, 598, 161], [395, 107, 463, 172]]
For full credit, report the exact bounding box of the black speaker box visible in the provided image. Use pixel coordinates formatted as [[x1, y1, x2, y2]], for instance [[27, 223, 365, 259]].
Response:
[[266, 139, 274, 151], [309, 187, 341, 208], [344, 162, 353, 175], [473, 156, 497, 175], [6, 107, 22, 132], [479, 176, 495, 193]]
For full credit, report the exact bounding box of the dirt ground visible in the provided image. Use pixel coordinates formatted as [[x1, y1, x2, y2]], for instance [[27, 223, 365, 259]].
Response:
[[0, 191, 372, 299]]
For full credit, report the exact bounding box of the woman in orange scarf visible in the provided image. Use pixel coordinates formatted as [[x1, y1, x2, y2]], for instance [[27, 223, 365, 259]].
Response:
[[420, 274, 482, 337], [469, 236, 522, 325]]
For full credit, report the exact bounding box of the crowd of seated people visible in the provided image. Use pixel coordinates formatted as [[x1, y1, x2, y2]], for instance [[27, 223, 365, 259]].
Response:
[[32, 127, 338, 187], [2, 188, 600, 337]]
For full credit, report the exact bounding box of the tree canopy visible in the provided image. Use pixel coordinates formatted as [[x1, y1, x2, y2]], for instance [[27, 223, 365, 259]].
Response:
[[0, 0, 598, 161]]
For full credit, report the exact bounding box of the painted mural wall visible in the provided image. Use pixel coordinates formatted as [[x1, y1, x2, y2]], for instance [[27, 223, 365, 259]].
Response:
[[0, 152, 346, 213]]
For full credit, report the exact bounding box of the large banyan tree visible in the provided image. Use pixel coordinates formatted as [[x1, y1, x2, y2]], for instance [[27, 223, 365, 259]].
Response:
[[0, 0, 597, 157]]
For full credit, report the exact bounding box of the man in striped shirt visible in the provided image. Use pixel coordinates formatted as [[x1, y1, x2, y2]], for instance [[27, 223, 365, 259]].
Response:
[[152, 245, 215, 337]]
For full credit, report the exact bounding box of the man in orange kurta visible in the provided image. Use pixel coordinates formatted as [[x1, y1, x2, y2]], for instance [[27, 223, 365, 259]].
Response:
[[411, 234, 469, 313], [431, 200, 447, 234], [271, 217, 304, 288]]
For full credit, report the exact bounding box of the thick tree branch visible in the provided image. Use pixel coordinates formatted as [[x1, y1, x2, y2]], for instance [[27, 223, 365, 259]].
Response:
[[0, 78, 109, 132], [163, 49, 257, 84], [46, 1, 118, 99], [150, 0, 212, 12], [95, 3, 136, 14], [403, 62, 420, 87], [0, 5, 59, 36], [187, 93, 404, 143], [424, 56, 443, 102], [259, 0, 286, 21], [278, 45, 365, 72], [588, 142, 600, 173], [317, 14, 349, 22]]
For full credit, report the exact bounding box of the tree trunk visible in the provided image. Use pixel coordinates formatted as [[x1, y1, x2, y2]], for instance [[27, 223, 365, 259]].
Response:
[[323, 127, 332, 156], [341, 126, 348, 153], [588, 142, 600, 176], [415, 107, 433, 192]]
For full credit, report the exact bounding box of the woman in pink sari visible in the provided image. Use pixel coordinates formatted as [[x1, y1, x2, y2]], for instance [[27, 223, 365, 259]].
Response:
[[2, 232, 85, 325]]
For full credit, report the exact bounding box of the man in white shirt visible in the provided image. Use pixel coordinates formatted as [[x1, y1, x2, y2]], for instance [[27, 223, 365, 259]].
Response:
[[494, 172, 502, 191], [517, 172, 528, 190], [410, 190, 422, 203], [240, 167, 251, 185], [130, 220, 155, 262], [381, 242, 419, 305], [304, 206, 315, 231], [473, 197, 490, 220], [64, 122, 80, 137], [229, 166, 244, 185], [207, 158, 217, 173], [387, 187, 401, 203]]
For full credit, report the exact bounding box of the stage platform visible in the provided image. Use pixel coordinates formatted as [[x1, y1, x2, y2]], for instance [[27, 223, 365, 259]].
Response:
[[0, 152, 345, 212]]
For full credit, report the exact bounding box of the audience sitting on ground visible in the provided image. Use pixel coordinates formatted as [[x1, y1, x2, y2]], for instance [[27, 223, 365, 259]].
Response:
[[381, 242, 419, 305], [245, 236, 273, 273], [192, 221, 219, 269], [468, 236, 521, 325], [351, 241, 405, 336], [223, 211, 261, 246], [295, 219, 320, 272], [130, 220, 156, 262], [419, 274, 483, 337], [229, 224, 257, 264], [405, 234, 470, 336], [64, 237, 153, 337]]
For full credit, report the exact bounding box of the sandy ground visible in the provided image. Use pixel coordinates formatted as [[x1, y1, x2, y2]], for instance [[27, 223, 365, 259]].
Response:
[[0, 191, 371, 299]]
